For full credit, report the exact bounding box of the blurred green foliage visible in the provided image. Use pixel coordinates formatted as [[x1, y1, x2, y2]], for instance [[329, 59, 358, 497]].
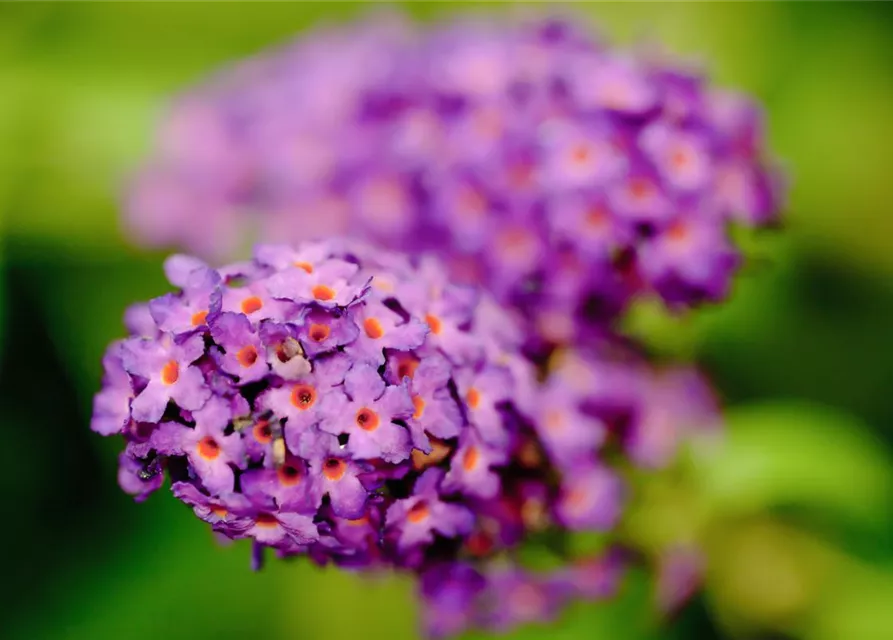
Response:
[[2, 3, 892, 640]]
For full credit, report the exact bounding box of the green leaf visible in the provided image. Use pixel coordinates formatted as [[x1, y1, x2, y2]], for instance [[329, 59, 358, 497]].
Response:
[[700, 401, 893, 531]]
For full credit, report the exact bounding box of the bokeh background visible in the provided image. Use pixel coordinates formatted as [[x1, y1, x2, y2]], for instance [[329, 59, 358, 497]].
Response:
[[2, 2, 892, 639]]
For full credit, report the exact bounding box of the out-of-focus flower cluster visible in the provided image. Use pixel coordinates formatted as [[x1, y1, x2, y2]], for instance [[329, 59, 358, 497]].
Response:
[[92, 238, 719, 636], [128, 16, 784, 355]]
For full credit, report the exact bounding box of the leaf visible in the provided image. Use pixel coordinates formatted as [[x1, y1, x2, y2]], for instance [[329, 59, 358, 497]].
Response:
[[699, 401, 893, 531]]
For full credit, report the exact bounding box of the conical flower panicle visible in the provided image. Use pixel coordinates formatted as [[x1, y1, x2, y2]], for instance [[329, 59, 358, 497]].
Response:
[[128, 16, 784, 354]]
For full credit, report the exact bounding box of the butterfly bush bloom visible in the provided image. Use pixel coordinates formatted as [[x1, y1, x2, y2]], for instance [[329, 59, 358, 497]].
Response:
[[91, 239, 660, 635], [127, 15, 784, 355], [110, 11, 759, 635]]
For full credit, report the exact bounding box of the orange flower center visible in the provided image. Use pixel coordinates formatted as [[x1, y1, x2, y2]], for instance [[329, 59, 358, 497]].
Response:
[[293, 261, 314, 274], [412, 395, 426, 420], [508, 163, 534, 188], [346, 515, 370, 527], [355, 408, 380, 432], [308, 323, 331, 342], [466, 388, 481, 410], [363, 317, 384, 339], [210, 505, 228, 518], [290, 384, 317, 410], [585, 207, 609, 229], [565, 487, 591, 512], [312, 285, 335, 301], [241, 296, 263, 315], [666, 220, 689, 242], [255, 513, 278, 528], [277, 464, 301, 487], [407, 501, 430, 524], [191, 310, 208, 327], [544, 410, 565, 432], [457, 188, 487, 218], [253, 420, 273, 444], [323, 458, 347, 481], [669, 147, 690, 169], [570, 144, 592, 164], [496, 227, 535, 256], [628, 178, 654, 200], [395, 355, 420, 381], [236, 345, 258, 367], [425, 314, 442, 335], [161, 360, 179, 385], [462, 445, 480, 471], [197, 436, 220, 460]]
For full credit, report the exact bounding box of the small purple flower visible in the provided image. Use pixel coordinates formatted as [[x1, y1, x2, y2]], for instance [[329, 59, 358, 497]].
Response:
[[455, 365, 514, 448], [608, 166, 673, 224], [569, 54, 657, 114], [252, 242, 333, 272], [533, 382, 607, 465], [241, 415, 279, 465], [419, 563, 486, 639], [149, 255, 222, 334], [319, 363, 414, 463], [626, 366, 721, 468], [121, 333, 210, 422], [344, 300, 428, 366], [233, 506, 320, 547], [220, 279, 293, 325], [91, 342, 134, 436], [300, 431, 370, 519], [172, 481, 254, 536], [386, 468, 474, 552], [395, 265, 483, 365], [402, 354, 463, 451], [321, 501, 385, 566], [163, 254, 217, 289], [210, 312, 269, 384], [123, 302, 160, 338], [266, 259, 366, 308], [546, 194, 631, 262], [555, 462, 623, 531], [442, 428, 507, 500], [349, 174, 416, 238], [640, 122, 713, 193], [568, 548, 627, 600], [541, 119, 627, 190], [240, 453, 323, 515], [152, 397, 245, 493], [638, 209, 740, 305], [117, 452, 163, 501], [478, 568, 572, 632], [297, 307, 360, 358]]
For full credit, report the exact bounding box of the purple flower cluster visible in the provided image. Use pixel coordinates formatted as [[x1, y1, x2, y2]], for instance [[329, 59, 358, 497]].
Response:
[[92, 240, 645, 614], [97, 12, 774, 636], [127, 16, 784, 354]]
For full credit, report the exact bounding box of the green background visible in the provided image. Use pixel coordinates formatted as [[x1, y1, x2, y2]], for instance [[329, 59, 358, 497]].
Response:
[[2, 3, 892, 639]]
